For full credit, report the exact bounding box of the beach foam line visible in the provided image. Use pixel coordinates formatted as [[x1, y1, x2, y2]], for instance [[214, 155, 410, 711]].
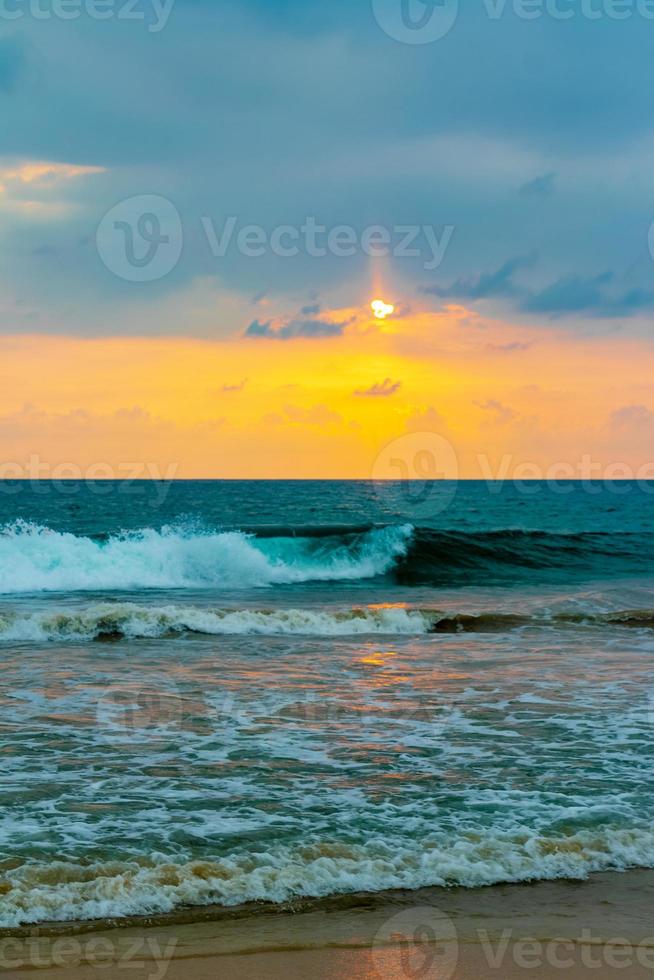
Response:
[[0, 602, 434, 641], [3, 602, 654, 641], [3, 827, 654, 927]]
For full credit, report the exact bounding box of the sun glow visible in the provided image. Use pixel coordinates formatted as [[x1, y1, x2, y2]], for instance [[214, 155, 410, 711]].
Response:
[[371, 299, 394, 320]]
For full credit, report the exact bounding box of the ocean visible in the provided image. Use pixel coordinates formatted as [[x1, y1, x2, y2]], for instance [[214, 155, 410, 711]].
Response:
[[1, 479, 654, 928]]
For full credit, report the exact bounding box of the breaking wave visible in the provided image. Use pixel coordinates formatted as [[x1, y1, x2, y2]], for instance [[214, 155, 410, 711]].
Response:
[[0, 521, 412, 594], [0, 521, 651, 595], [2, 601, 654, 641], [0, 602, 432, 641]]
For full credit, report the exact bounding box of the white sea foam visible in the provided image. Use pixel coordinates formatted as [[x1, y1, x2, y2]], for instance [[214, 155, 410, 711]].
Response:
[[3, 827, 654, 927], [0, 521, 413, 594], [0, 602, 433, 641], [3, 598, 654, 642]]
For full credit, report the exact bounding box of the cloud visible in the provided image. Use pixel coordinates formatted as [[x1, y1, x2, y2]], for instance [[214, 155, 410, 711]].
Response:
[[221, 379, 248, 392], [475, 399, 516, 424], [426, 257, 654, 320], [245, 315, 353, 340], [283, 404, 342, 425], [485, 341, 532, 353], [607, 405, 654, 455], [424, 255, 536, 301], [523, 273, 654, 317], [405, 406, 448, 433], [519, 172, 556, 198], [0, 159, 106, 218], [301, 303, 321, 315], [354, 378, 402, 398], [610, 404, 654, 429], [0, 161, 105, 188], [3, 1, 654, 337], [0, 401, 172, 449]]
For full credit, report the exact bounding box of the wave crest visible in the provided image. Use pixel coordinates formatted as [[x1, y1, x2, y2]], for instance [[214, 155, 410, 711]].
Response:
[[0, 602, 432, 641], [0, 521, 413, 594], [2, 601, 654, 641]]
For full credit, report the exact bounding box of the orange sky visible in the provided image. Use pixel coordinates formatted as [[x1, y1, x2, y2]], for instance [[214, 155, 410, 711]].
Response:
[[1, 302, 653, 479]]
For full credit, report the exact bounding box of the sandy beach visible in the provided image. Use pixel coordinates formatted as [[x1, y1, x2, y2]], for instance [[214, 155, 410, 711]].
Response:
[[4, 870, 654, 979]]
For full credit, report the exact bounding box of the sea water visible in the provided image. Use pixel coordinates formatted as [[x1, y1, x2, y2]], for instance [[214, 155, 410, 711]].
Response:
[[1, 480, 654, 926]]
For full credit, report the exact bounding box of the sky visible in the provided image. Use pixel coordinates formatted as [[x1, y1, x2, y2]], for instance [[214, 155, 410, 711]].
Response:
[[1, 0, 654, 478]]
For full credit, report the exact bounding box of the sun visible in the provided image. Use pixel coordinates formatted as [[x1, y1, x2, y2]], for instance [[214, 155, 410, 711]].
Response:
[[371, 299, 395, 320]]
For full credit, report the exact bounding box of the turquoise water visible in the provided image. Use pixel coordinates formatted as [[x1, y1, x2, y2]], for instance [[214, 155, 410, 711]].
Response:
[[1, 481, 654, 926]]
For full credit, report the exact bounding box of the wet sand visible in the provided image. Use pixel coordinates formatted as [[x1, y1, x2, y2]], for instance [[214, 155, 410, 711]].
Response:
[[3, 870, 654, 979]]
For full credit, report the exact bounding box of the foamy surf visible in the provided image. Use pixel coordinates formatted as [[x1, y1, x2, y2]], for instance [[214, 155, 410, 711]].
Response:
[[2, 601, 654, 642], [0, 521, 413, 594], [3, 827, 654, 928], [0, 602, 434, 641]]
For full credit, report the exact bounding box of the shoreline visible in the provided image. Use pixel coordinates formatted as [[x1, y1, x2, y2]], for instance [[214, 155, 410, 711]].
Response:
[[2, 865, 653, 939], [4, 869, 654, 977]]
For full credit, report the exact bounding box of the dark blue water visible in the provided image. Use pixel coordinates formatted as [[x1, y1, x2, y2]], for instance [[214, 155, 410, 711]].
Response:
[[1, 480, 654, 589], [3, 479, 653, 534]]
